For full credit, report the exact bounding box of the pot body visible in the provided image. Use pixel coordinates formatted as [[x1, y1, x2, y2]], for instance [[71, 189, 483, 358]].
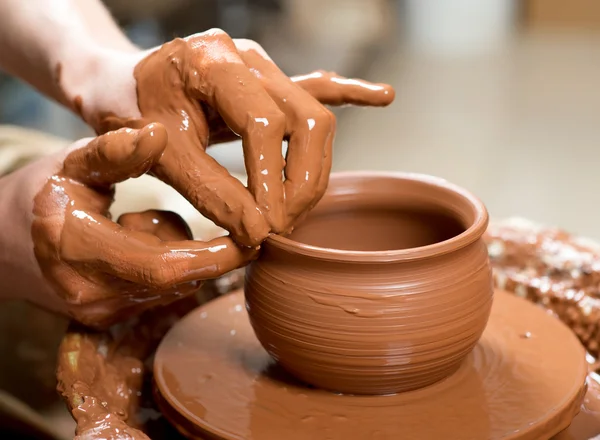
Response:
[[245, 172, 493, 395]]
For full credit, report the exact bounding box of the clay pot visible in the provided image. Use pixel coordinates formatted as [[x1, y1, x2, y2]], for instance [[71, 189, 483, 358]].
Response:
[[245, 172, 493, 395]]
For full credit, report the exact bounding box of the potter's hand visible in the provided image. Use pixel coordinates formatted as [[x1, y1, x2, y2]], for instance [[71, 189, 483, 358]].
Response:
[[58, 331, 151, 440], [80, 29, 394, 245], [27, 124, 255, 328], [57, 292, 208, 439]]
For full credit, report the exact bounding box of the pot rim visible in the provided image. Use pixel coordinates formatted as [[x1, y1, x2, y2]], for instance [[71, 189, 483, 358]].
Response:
[[266, 171, 489, 263]]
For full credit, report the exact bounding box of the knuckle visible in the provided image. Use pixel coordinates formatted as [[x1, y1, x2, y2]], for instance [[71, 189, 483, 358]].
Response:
[[234, 39, 270, 58], [290, 191, 319, 218], [205, 28, 235, 46], [186, 29, 236, 56], [293, 177, 322, 205], [296, 107, 335, 133], [268, 110, 287, 129], [146, 260, 177, 289], [315, 108, 335, 129], [314, 177, 330, 201], [206, 27, 227, 36], [234, 38, 257, 49], [193, 28, 228, 40], [251, 109, 286, 133], [67, 137, 94, 154]]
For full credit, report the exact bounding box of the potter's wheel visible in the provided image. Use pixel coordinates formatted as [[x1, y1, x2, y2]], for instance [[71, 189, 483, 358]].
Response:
[[154, 289, 588, 440]]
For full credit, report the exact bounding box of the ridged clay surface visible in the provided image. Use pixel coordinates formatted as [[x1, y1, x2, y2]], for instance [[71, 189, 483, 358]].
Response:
[[246, 172, 493, 394]]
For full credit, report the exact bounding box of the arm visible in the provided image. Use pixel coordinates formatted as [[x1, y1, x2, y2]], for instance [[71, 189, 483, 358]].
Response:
[[0, 0, 135, 108]]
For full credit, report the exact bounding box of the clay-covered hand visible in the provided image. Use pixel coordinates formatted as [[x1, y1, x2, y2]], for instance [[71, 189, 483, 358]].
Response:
[[30, 124, 255, 328], [58, 331, 151, 440], [57, 290, 210, 440], [79, 29, 394, 246]]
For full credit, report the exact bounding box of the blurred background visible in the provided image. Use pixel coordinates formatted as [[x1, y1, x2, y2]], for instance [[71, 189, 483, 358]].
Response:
[[2, 0, 600, 239]]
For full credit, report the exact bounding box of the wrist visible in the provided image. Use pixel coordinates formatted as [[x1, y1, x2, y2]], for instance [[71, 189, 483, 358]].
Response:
[[55, 43, 115, 116], [59, 45, 147, 129]]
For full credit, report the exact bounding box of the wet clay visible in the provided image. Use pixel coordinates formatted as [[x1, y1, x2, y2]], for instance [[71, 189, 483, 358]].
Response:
[[245, 172, 493, 395], [94, 30, 394, 247], [555, 372, 600, 439], [154, 289, 588, 440], [32, 125, 255, 329]]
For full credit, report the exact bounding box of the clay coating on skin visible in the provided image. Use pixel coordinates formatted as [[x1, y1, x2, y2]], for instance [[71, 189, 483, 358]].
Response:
[[245, 172, 493, 394], [31, 124, 255, 328], [154, 289, 588, 440], [95, 30, 394, 248]]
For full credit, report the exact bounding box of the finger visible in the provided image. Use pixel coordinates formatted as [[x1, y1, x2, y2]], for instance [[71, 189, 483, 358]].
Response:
[[184, 30, 287, 234], [283, 107, 333, 225], [61, 209, 258, 289], [57, 211, 204, 329], [66, 283, 201, 329], [236, 45, 332, 226], [307, 114, 335, 219], [153, 146, 269, 247], [63, 123, 167, 187], [291, 70, 395, 107], [282, 123, 333, 235], [281, 109, 334, 228]]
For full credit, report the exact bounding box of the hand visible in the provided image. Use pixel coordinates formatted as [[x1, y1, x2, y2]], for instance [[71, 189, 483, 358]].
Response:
[[19, 124, 255, 328], [57, 291, 206, 440], [76, 29, 394, 246], [58, 331, 151, 440]]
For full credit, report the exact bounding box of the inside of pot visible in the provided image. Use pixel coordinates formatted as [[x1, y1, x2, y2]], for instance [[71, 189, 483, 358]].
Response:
[[288, 206, 466, 252]]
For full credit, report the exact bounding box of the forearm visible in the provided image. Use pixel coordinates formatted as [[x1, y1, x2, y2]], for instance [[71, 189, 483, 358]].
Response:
[[0, 0, 135, 108], [73, 0, 138, 52]]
